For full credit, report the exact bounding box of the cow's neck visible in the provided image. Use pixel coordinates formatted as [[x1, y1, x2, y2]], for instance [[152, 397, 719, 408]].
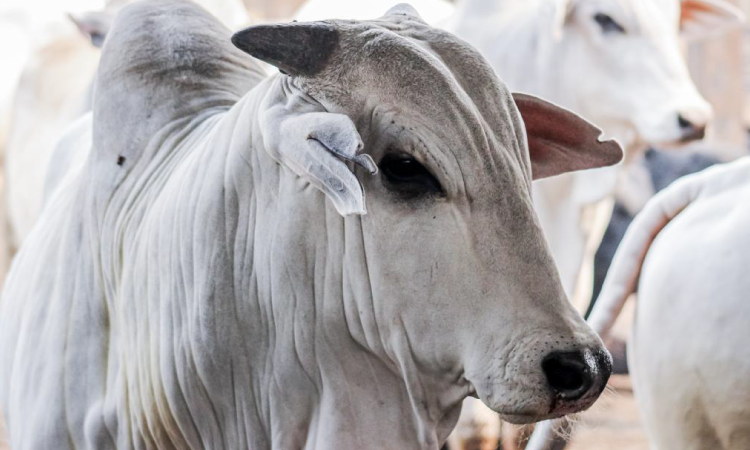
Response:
[[227, 80, 465, 449]]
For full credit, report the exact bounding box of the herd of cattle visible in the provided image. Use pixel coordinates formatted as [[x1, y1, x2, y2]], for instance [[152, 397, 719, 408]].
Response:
[[0, 0, 748, 449]]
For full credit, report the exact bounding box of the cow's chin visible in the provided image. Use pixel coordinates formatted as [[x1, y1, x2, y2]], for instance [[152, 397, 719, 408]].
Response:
[[471, 383, 553, 425], [497, 412, 550, 425], [492, 403, 583, 425], [473, 383, 601, 425]]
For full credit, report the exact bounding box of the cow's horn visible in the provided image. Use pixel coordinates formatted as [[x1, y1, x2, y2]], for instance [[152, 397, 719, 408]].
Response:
[[231, 22, 339, 77]]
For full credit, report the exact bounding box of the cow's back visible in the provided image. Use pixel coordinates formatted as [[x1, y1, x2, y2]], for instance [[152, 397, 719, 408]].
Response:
[[631, 160, 750, 450]]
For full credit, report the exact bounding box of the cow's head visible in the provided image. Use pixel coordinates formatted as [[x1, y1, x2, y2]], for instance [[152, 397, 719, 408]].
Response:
[[547, 0, 743, 149], [233, 4, 619, 430]]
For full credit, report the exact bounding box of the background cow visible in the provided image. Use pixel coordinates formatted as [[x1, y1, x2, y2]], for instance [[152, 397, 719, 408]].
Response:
[[528, 157, 750, 450], [2, 0, 251, 251]]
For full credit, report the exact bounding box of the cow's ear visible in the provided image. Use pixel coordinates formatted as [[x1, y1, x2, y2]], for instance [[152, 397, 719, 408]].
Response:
[[680, 0, 745, 41], [260, 105, 377, 216], [68, 10, 114, 48], [513, 93, 623, 180]]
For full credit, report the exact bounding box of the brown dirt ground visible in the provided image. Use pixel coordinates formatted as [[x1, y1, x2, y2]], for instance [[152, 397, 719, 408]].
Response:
[[565, 375, 649, 450], [499, 375, 649, 450]]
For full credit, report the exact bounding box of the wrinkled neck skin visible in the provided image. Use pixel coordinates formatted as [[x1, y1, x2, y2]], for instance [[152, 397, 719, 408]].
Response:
[[105, 76, 464, 450]]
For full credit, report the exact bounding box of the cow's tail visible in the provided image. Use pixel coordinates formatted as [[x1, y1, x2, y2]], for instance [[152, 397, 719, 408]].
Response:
[[586, 174, 701, 337], [524, 174, 705, 450]]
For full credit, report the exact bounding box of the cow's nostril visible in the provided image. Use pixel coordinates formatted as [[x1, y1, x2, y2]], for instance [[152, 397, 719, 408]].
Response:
[[542, 351, 593, 400], [677, 114, 707, 141], [677, 114, 693, 129]]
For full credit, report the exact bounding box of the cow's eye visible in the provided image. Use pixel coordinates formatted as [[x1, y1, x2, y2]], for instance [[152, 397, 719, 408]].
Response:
[[593, 13, 625, 34], [380, 154, 443, 196]]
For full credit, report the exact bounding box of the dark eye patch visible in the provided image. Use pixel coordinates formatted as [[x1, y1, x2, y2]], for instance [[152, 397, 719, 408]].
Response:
[[380, 154, 443, 197], [593, 13, 626, 34]]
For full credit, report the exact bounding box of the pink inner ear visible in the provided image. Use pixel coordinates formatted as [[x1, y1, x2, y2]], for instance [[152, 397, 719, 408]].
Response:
[[513, 93, 623, 179], [680, 0, 714, 26]]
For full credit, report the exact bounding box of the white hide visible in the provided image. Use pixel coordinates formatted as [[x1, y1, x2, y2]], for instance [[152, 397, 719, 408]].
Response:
[[629, 158, 750, 450], [528, 157, 750, 450], [0, 2, 616, 449], [42, 112, 92, 202]]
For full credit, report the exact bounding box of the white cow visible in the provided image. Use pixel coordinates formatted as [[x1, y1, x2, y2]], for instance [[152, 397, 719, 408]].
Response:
[[3, 0, 251, 249], [0, 2, 622, 448], [528, 156, 750, 450]]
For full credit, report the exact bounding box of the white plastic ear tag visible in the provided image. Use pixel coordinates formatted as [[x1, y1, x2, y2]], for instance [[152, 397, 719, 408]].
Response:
[[261, 107, 376, 216]]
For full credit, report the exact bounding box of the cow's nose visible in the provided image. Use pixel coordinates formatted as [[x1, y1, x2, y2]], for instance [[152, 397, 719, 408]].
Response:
[[542, 349, 610, 401], [677, 113, 707, 142]]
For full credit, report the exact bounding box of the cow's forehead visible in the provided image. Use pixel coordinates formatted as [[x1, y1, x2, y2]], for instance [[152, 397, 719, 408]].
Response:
[[299, 15, 530, 185]]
